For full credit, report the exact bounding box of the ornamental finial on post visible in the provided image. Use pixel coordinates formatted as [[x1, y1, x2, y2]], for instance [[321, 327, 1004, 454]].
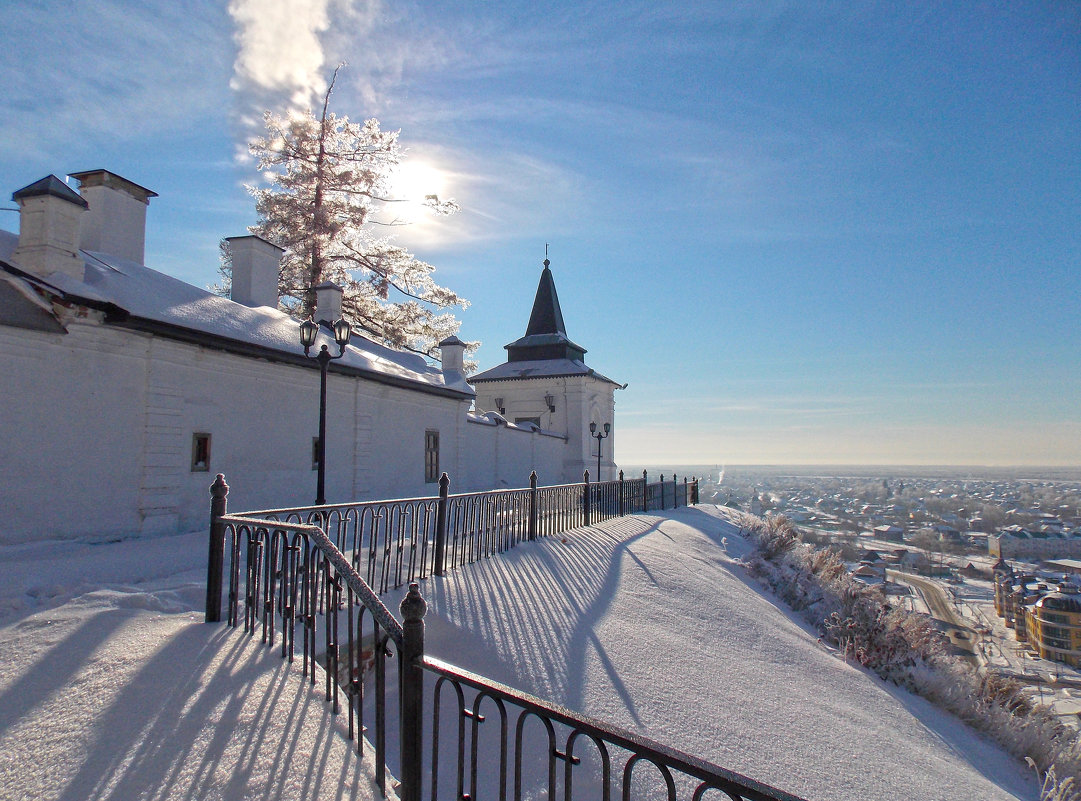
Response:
[[210, 473, 229, 500], [400, 582, 427, 622]]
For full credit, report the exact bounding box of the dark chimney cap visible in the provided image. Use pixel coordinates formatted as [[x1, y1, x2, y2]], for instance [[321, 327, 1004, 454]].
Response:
[[69, 170, 158, 203], [12, 175, 88, 208]]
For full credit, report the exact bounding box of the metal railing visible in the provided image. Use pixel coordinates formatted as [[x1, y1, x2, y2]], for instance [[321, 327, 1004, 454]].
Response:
[[424, 656, 806, 801], [207, 470, 699, 600], [209, 514, 409, 796], [203, 468, 789, 801], [205, 509, 805, 801]]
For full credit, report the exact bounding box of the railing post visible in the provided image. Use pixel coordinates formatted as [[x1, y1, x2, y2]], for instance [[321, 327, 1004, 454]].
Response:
[[205, 473, 229, 623], [642, 469, 648, 512], [399, 583, 426, 801], [618, 469, 625, 517], [434, 472, 450, 576], [694, 477, 700, 504], [583, 469, 591, 527], [529, 470, 538, 540], [684, 476, 688, 507], [660, 475, 666, 510]]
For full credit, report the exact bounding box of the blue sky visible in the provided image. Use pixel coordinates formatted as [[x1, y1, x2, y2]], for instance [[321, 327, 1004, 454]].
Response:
[[2, 1, 1078, 466]]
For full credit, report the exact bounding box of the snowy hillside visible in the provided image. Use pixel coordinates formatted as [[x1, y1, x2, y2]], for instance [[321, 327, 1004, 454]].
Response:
[[421, 505, 1036, 801], [0, 506, 1037, 800]]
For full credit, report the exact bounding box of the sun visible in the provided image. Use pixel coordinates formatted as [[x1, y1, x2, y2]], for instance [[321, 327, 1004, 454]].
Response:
[[385, 159, 451, 222]]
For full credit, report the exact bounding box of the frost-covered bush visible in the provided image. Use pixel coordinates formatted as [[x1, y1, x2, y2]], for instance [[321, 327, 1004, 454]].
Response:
[[736, 511, 1081, 785], [1031, 759, 1080, 801]]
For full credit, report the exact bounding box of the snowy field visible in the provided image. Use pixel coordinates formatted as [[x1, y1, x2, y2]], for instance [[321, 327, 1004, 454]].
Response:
[[0, 507, 1038, 800], [0, 533, 389, 801]]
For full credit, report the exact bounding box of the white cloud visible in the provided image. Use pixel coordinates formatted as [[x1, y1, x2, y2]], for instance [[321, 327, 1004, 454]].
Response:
[[230, 0, 354, 111]]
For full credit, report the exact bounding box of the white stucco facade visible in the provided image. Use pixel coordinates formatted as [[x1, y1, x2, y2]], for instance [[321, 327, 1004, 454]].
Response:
[[472, 374, 619, 482], [0, 170, 621, 545]]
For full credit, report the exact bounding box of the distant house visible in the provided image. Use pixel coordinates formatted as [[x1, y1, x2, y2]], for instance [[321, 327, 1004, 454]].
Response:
[[873, 524, 904, 543], [1043, 559, 1081, 576], [959, 563, 984, 579], [933, 525, 962, 543], [852, 563, 885, 585]]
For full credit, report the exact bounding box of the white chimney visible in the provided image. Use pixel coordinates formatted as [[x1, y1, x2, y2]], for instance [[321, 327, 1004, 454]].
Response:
[[439, 335, 466, 372], [226, 235, 282, 308], [11, 175, 88, 280], [314, 281, 343, 323], [69, 170, 157, 264]]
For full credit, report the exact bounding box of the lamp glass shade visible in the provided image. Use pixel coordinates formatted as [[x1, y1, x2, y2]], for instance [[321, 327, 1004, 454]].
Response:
[[589, 421, 597, 434], [299, 318, 319, 348], [603, 423, 611, 434], [332, 318, 352, 347]]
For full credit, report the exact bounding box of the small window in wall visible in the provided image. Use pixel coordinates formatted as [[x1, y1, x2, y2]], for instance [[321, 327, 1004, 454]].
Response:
[[515, 416, 541, 427], [425, 430, 440, 483], [191, 433, 211, 472], [312, 437, 321, 470]]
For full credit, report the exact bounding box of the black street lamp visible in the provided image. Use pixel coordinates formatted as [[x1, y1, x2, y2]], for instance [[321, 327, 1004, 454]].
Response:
[[300, 316, 352, 505], [589, 421, 610, 481]]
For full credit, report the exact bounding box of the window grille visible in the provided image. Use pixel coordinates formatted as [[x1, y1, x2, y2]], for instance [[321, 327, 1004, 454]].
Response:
[[425, 430, 439, 483]]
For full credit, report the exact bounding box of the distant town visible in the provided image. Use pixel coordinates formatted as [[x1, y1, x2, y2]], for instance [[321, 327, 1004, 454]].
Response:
[[683, 465, 1081, 731]]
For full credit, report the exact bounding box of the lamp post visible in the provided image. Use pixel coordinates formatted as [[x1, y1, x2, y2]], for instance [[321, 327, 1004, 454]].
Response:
[[300, 316, 352, 505], [589, 421, 610, 481]]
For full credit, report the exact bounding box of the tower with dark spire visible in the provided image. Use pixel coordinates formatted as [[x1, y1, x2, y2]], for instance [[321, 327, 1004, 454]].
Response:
[[470, 255, 623, 482], [503, 257, 587, 363]]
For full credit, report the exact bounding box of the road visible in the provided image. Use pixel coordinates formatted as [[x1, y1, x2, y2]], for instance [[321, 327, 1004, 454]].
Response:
[[887, 569, 978, 659]]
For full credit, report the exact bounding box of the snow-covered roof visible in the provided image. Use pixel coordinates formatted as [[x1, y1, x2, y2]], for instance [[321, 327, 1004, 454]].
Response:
[[465, 410, 566, 438], [0, 230, 472, 399], [470, 357, 621, 386]]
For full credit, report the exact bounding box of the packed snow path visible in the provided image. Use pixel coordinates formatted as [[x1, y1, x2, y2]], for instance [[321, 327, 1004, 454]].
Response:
[[420, 504, 1036, 801], [0, 585, 390, 801]]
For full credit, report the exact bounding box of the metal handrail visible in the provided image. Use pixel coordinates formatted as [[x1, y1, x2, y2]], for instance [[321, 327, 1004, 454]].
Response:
[[221, 515, 405, 645], [423, 656, 807, 801], [204, 471, 707, 801], [230, 481, 584, 520]]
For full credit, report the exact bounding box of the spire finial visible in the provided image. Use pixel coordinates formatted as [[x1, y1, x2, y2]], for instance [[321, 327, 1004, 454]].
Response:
[[543, 243, 550, 269]]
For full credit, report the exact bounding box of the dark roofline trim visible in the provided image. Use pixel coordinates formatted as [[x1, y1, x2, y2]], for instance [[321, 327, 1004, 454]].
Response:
[[470, 370, 622, 387], [110, 315, 475, 400], [223, 233, 284, 252], [0, 260, 472, 401], [0, 259, 125, 318]]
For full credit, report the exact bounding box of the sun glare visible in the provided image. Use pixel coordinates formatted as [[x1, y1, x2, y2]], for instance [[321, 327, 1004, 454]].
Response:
[[386, 159, 451, 224]]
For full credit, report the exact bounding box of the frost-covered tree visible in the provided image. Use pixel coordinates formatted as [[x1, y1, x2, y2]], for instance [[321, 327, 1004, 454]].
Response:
[[224, 68, 472, 362]]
